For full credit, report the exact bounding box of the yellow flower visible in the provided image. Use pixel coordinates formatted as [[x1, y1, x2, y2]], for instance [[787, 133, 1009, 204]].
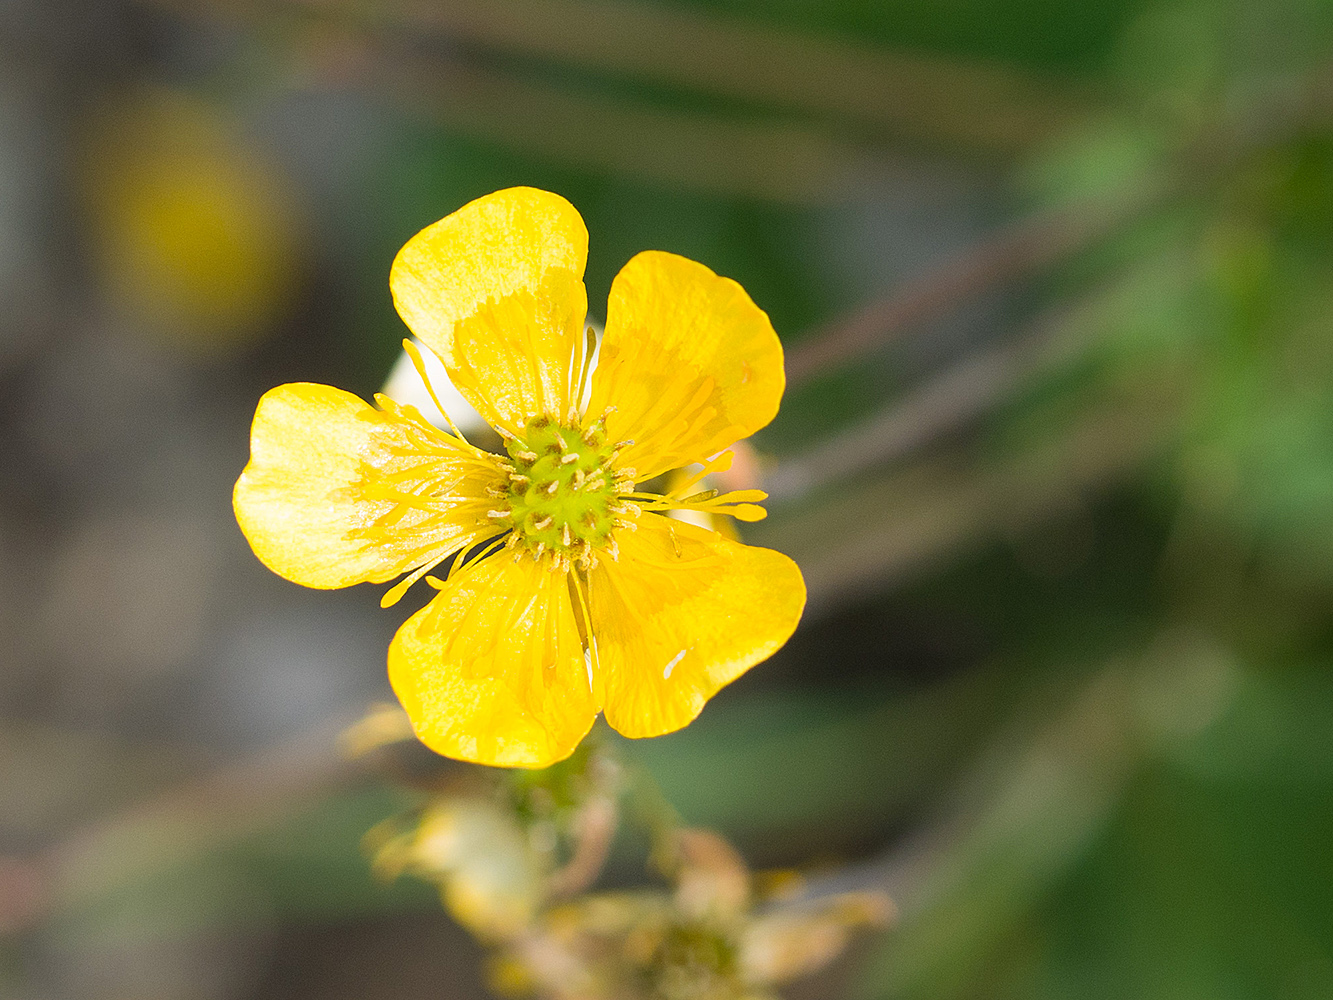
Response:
[[233, 187, 805, 767]]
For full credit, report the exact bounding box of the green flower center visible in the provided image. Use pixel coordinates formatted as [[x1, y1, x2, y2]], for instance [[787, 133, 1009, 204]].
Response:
[[502, 416, 622, 562]]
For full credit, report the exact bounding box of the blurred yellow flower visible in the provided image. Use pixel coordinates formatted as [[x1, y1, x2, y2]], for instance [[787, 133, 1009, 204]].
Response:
[[234, 187, 805, 767], [81, 88, 302, 350]]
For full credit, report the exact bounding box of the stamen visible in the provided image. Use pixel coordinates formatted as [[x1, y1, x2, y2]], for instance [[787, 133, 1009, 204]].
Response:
[[401, 339, 470, 444], [669, 451, 734, 499], [447, 533, 511, 583], [574, 325, 597, 414]]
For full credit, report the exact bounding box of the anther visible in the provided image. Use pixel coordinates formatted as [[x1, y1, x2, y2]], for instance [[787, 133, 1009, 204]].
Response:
[[572, 469, 585, 488], [487, 510, 510, 520], [515, 450, 539, 464], [533, 515, 553, 531], [560, 452, 579, 465], [544, 479, 560, 496], [605, 538, 620, 561], [509, 474, 530, 487], [561, 523, 572, 547], [485, 485, 507, 499]]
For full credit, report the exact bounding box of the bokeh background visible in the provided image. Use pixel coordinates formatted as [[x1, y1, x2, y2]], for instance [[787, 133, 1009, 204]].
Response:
[[3, 0, 1333, 997]]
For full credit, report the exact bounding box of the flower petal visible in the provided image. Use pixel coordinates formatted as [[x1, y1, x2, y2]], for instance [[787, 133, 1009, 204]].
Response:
[[389, 187, 590, 434], [234, 383, 500, 589], [590, 515, 805, 739], [588, 251, 784, 481], [388, 555, 598, 768]]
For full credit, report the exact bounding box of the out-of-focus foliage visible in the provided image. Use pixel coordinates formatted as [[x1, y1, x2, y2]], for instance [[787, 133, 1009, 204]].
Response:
[[849, 1, 1333, 997]]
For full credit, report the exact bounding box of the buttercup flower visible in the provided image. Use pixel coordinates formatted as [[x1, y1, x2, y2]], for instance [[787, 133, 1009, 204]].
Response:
[[234, 187, 805, 767]]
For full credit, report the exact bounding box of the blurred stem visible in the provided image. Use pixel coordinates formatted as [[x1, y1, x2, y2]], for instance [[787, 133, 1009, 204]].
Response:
[[782, 200, 1149, 390], [801, 636, 1237, 999], [754, 372, 1182, 618], [150, 0, 1091, 155], [769, 284, 1122, 504], [622, 760, 685, 875], [545, 794, 618, 898], [18, 714, 367, 929], [366, 0, 1091, 148], [370, 47, 871, 204], [844, 662, 1144, 998]]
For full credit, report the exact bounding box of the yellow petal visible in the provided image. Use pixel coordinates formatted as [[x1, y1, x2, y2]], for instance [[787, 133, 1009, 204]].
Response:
[[388, 554, 598, 768], [234, 383, 500, 589], [588, 251, 784, 481], [389, 187, 589, 434], [590, 515, 805, 739]]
